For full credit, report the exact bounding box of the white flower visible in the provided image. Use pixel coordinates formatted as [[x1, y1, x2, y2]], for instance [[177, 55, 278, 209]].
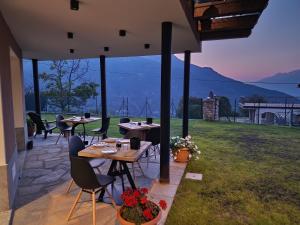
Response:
[[196, 156, 199, 160]]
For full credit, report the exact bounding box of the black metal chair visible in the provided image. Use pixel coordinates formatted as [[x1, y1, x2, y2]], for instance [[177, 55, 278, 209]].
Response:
[[119, 117, 130, 136], [66, 136, 106, 193], [145, 127, 161, 166], [66, 156, 116, 225], [90, 117, 110, 144], [55, 114, 72, 144], [27, 112, 56, 139]]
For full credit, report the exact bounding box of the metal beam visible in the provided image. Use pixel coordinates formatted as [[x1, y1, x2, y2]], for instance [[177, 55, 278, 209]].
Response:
[[182, 50, 191, 138], [32, 59, 41, 115], [100, 55, 107, 133], [160, 21, 172, 183]]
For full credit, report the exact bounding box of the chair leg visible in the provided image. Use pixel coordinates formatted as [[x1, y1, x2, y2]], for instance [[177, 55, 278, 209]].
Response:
[[44, 131, 48, 139], [137, 162, 145, 177], [92, 191, 96, 225], [67, 131, 70, 144], [66, 179, 74, 193], [90, 135, 95, 144], [55, 133, 62, 144], [67, 189, 83, 221], [96, 167, 102, 174]]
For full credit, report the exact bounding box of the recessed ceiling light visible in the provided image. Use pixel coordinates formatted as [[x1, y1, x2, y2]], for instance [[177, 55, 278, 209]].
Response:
[[69, 49, 74, 53], [104, 47, 109, 52], [144, 44, 150, 49], [67, 32, 74, 39], [119, 30, 126, 37], [70, 0, 79, 10]]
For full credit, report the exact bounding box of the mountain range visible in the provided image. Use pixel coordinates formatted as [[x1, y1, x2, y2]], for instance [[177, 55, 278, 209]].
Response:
[[255, 70, 300, 97], [23, 56, 296, 117]]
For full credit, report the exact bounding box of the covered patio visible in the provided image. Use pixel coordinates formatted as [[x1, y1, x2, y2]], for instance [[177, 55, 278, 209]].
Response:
[[0, 0, 268, 224]]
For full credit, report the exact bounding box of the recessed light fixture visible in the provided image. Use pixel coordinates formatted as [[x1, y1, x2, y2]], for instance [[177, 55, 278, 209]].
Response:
[[119, 30, 126, 37], [69, 49, 74, 53], [67, 32, 74, 39], [144, 44, 150, 49], [70, 0, 79, 10], [104, 47, 109, 52]]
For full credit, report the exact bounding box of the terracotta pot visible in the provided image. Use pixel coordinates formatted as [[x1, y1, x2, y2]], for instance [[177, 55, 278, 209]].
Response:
[[117, 205, 162, 225], [27, 126, 35, 137], [174, 148, 190, 163]]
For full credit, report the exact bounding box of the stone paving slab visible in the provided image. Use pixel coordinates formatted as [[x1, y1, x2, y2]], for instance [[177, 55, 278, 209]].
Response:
[[11, 134, 165, 225]]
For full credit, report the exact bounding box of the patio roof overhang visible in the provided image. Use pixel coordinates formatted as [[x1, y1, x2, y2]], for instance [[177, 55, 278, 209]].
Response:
[[0, 0, 201, 60]]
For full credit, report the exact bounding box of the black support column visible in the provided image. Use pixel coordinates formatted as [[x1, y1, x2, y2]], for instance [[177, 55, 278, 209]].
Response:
[[32, 59, 41, 115], [160, 22, 172, 183], [100, 55, 107, 136], [182, 50, 191, 138]]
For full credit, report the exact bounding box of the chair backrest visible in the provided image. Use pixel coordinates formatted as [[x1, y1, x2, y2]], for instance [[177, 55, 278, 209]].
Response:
[[119, 117, 130, 135], [27, 112, 46, 131], [146, 127, 161, 146], [101, 117, 110, 133], [69, 136, 85, 157], [70, 156, 100, 190], [56, 114, 68, 131]]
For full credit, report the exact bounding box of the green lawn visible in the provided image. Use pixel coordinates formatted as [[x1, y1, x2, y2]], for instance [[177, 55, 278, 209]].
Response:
[[166, 121, 300, 225], [40, 114, 300, 224]]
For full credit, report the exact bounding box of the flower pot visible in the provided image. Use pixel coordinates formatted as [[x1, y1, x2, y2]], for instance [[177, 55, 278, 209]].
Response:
[[174, 148, 190, 163], [117, 205, 162, 225], [27, 126, 35, 137]]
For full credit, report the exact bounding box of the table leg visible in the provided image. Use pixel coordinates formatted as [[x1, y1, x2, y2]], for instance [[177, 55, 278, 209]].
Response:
[[121, 161, 136, 189], [82, 123, 87, 144], [98, 160, 117, 202], [71, 124, 80, 136]]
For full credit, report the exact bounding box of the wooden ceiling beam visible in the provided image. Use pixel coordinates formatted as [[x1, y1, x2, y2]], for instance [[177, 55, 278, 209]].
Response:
[[198, 14, 259, 32], [194, 0, 269, 19]]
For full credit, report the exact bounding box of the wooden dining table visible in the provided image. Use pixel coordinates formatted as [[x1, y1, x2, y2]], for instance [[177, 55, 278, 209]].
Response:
[[118, 121, 160, 140], [62, 116, 101, 143], [78, 138, 152, 204]]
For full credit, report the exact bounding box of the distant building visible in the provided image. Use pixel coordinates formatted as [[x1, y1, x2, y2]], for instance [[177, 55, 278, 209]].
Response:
[[240, 103, 300, 126], [203, 91, 219, 121]]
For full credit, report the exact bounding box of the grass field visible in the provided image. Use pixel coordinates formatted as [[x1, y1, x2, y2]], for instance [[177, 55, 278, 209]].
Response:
[[165, 121, 300, 225], [40, 113, 300, 224]]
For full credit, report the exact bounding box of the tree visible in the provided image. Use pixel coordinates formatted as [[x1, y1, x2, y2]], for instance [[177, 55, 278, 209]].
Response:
[[40, 60, 98, 112], [73, 82, 99, 106], [219, 96, 232, 118], [177, 96, 203, 119]]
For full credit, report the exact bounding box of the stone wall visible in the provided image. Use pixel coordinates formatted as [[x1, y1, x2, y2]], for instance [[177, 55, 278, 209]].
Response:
[[203, 97, 219, 121]]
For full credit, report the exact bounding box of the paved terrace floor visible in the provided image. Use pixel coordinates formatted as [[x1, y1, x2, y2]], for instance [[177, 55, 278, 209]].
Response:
[[11, 134, 186, 225]]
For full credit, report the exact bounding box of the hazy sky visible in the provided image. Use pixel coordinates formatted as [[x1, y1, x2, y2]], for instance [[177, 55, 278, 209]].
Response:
[[176, 0, 300, 81]]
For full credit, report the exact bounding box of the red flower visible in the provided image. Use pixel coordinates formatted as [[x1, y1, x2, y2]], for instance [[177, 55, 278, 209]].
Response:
[[140, 187, 148, 194], [124, 196, 138, 207], [140, 197, 148, 205], [143, 208, 153, 220], [133, 190, 140, 198], [159, 200, 167, 210]]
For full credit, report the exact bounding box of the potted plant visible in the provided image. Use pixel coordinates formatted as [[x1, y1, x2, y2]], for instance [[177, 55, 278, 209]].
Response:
[[117, 187, 167, 225], [170, 135, 200, 162]]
